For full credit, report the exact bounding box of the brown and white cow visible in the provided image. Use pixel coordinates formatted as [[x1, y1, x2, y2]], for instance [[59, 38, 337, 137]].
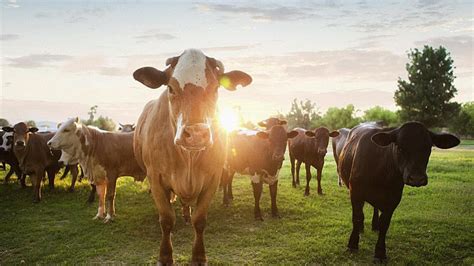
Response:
[[118, 123, 135, 132], [133, 49, 252, 264], [0, 130, 23, 185], [3, 123, 61, 202], [48, 118, 146, 222]]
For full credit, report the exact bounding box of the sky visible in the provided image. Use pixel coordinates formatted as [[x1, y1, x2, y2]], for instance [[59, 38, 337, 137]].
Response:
[[0, 0, 473, 127]]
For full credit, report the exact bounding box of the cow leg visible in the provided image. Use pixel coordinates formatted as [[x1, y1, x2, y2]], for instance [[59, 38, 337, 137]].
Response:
[[31, 173, 42, 203], [290, 153, 296, 187], [295, 160, 302, 186], [104, 176, 117, 223], [182, 203, 191, 225], [373, 210, 394, 262], [269, 180, 279, 218], [223, 171, 234, 207], [68, 165, 78, 192], [316, 166, 323, 195], [149, 176, 175, 265], [78, 165, 84, 182], [4, 168, 14, 183], [304, 163, 311, 196], [347, 195, 364, 252], [93, 182, 106, 220], [252, 180, 264, 221], [20, 173, 26, 188], [372, 207, 380, 231], [60, 165, 70, 180], [47, 169, 55, 190], [87, 184, 96, 203]]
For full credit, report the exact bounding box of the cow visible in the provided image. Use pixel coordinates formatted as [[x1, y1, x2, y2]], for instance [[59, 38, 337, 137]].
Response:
[[338, 121, 459, 262], [3, 123, 61, 202], [0, 130, 24, 185], [331, 128, 350, 187], [118, 123, 135, 132], [48, 118, 145, 222], [258, 117, 287, 130], [222, 127, 298, 220], [133, 49, 252, 264], [288, 127, 339, 196]]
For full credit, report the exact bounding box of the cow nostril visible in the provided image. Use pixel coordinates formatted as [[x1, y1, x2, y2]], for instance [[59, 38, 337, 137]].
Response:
[[183, 130, 191, 138]]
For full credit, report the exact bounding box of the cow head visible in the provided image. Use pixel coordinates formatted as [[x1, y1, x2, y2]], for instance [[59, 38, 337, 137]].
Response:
[[2, 122, 38, 150], [371, 121, 459, 187], [305, 127, 339, 156], [133, 49, 252, 151], [47, 118, 83, 159], [0, 131, 14, 152], [118, 123, 135, 132], [256, 126, 298, 163], [258, 118, 287, 130]]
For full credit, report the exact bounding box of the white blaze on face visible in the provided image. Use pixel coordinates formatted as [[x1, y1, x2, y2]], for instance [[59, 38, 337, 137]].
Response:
[[0, 132, 13, 151], [174, 113, 185, 146], [49, 118, 82, 155], [173, 49, 208, 89]]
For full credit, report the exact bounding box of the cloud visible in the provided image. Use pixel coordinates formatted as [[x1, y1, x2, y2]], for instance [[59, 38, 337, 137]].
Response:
[[5, 0, 19, 8], [195, 3, 317, 21], [135, 32, 176, 42], [0, 34, 20, 41], [6, 54, 73, 68], [200, 45, 257, 53]]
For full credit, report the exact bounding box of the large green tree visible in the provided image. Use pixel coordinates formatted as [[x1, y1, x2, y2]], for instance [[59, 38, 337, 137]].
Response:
[[82, 105, 116, 131], [363, 106, 399, 127], [394, 45, 459, 127], [285, 99, 321, 129], [449, 101, 474, 137], [319, 104, 361, 130]]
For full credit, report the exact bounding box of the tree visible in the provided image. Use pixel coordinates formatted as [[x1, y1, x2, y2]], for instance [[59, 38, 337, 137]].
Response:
[[319, 104, 361, 130], [82, 105, 116, 131], [87, 105, 98, 124], [0, 118, 9, 127], [449, 102, 474, 137], [285, 99, 321, 129], [394, 45, 459, 127], [25, 120, 37, 128], [363, 106, 399, 127]]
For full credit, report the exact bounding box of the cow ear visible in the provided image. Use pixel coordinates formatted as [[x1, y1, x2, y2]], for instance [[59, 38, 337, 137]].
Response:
[[279, 120, 287, 125], [371, 132, 395, 147], [29, 127, 39, 133], [2, 126, 13, 132], [256, 131, 269, 139], [133, 67, 168, 89], [329, 131, 340, 137], [305, 131, 315, 138], [287, 130, 298, 139], [219, 71, 252, 91], [431, 132, 460, 149]]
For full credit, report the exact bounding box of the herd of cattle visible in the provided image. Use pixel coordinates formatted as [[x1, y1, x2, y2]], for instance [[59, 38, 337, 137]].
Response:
[[0, 49, 461, 263]]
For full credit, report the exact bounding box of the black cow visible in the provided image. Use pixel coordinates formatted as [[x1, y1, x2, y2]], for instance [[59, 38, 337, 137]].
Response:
[[339, 121, 459, 262], [0, 130, 24, 185], [331, 127, 349, 187], [258, 117, 287, 130], [222, 126, 298, 220], [288, 127, 339, 195]]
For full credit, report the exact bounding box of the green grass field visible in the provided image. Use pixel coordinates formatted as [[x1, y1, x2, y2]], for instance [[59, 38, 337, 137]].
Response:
[[0, 149, 473, 264]]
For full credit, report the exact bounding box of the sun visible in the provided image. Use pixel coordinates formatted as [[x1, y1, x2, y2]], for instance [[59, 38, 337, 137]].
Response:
[[218, 107, 240, 132]]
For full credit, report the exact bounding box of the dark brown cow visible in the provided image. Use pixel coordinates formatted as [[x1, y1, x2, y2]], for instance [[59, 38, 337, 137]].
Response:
[[331, 127, 349, 187], [222, 127, 298, 220], [133, 49, 252, 264], [258, 117, 287, 130], [3, 123, 61, 202], [288, 127, 339, 195], [339, 121, 459, 262]]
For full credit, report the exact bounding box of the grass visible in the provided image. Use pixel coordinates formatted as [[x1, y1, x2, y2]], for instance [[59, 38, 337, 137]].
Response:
[[0, 149, 473, 264]]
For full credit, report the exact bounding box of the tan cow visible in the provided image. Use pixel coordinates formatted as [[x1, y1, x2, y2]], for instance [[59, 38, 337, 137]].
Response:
[[48, 118, 145, 222], [133, 49, 252, 264]]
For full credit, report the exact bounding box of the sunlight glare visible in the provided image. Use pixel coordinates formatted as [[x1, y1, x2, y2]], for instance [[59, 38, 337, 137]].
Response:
[[219, 107, 239, 132]]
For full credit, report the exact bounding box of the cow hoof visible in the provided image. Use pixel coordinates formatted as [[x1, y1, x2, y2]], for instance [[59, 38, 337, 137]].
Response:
[[104, 214, 115, 223], [373, 257, 388, 264], [292, 183, 296, 188], [318, 190, 323, 195], [255, 216, 264, 221], [157, 260, 174, 266], [304, 192, 310, 196], [347, 247, 358, 253], [272, 213, 281, 219], [93, 214, 105, 220], [68, 188, 74, 193]]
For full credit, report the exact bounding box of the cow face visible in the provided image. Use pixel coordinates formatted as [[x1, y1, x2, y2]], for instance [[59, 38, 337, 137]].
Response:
[[258, 118, 287, 130], [3, 122, 38, 150], [305, 127, 339, 156], [257, 126, 298, 162], [118, 123, 135, 132], [47, 118, 82, 157], [134, 49, 252, 151], [371, 121, 459, 187], [0, 131, 14, 152]]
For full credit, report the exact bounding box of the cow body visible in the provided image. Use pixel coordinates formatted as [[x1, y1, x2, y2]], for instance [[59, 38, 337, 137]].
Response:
[[331, 127, 349, 186], [133, 49, 252, 264], [48, 118, 145, 222], [288, 127, 339, 195], [338, 121, 459, 261], [0, 130, 23, 185]]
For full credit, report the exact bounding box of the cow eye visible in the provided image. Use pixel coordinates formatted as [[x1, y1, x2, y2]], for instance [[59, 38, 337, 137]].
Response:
[[63, 129, 70, 133]]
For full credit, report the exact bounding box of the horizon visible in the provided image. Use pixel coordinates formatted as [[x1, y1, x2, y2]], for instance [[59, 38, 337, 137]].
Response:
[[1, 0, 473, 125]]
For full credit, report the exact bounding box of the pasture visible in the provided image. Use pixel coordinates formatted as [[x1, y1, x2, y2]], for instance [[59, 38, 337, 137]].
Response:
[[0, 149, 473, 264]]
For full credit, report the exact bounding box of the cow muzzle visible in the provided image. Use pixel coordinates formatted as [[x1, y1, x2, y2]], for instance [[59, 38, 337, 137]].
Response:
[[404, 172, 428, 187], [15, 141, 25, 147], [175, 123, 213, 151]]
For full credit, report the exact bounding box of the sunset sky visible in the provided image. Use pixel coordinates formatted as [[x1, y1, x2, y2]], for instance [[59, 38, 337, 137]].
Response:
[[1, 0, 473, 127]]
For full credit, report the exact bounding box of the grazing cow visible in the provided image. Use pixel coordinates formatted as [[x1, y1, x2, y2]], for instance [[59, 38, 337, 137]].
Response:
[[118, 123, 135, 132], [48, 118, 145, 222], [0, 130, 24, 185], [258, 117, 287, 130], [3, 123, 61, 202], [223, 127, 298, 220], [331, 128, 350, 187], [288, 127, 339, 195], [133, 49, 252, 264], [339, 121, 459, 262]]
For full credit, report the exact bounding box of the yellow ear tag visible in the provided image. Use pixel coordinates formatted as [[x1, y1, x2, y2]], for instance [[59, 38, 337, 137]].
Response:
[[219, 76, 231, 88]]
